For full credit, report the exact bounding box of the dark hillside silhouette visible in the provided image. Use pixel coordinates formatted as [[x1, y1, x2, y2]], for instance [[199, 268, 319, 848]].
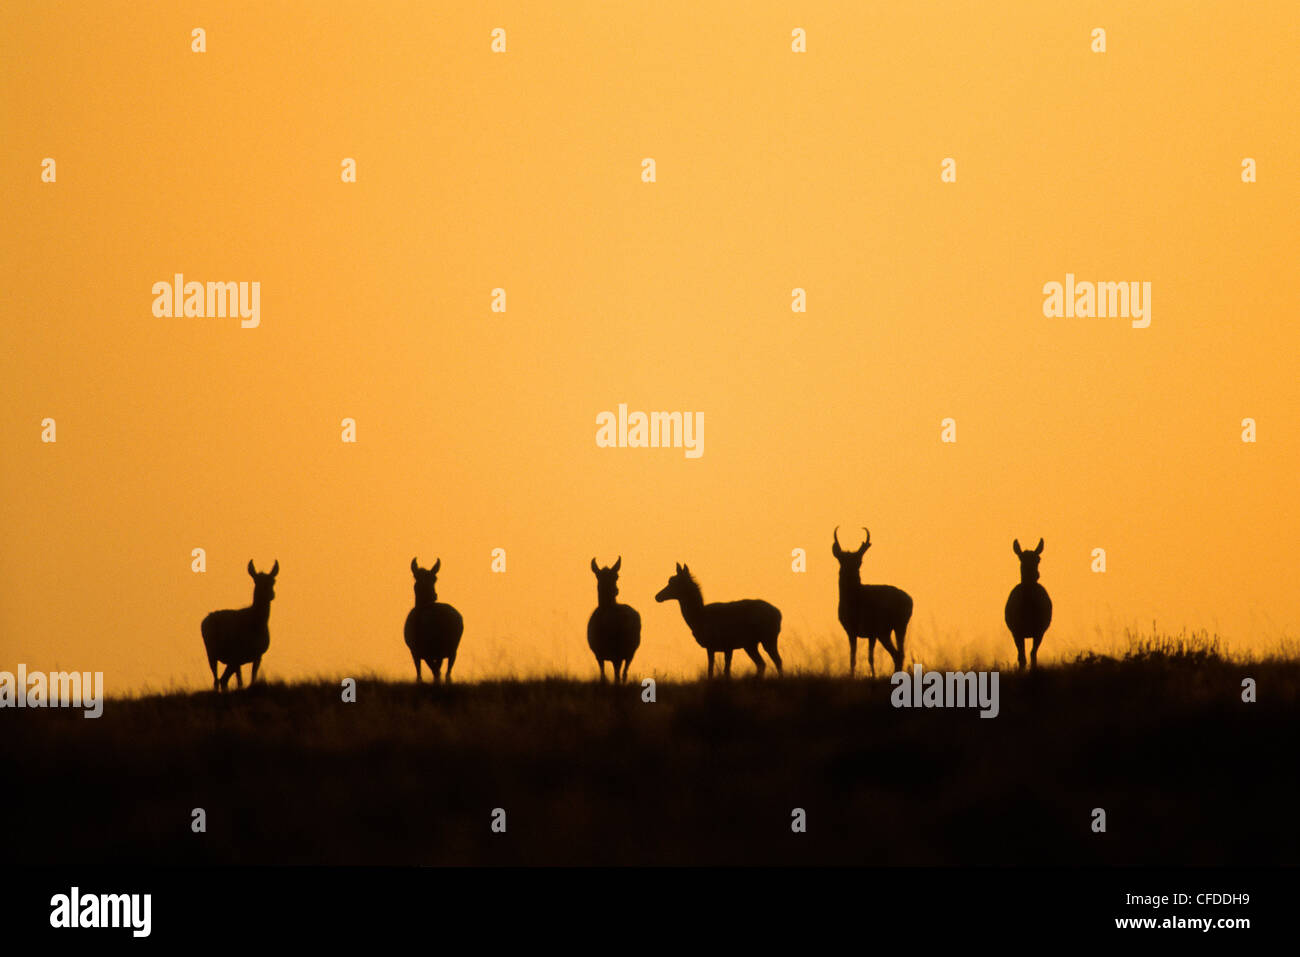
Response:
[[6, 636, 1296, 866]]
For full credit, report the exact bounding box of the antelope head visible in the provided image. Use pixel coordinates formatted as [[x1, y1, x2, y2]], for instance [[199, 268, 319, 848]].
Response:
[[655, 563, 693, 603], [591, 556, 622, 602], [1012, 538, 1044, 582], [410, 556, 441, 603], [247, 559, 279, 603], [831, 527, 871, 576]]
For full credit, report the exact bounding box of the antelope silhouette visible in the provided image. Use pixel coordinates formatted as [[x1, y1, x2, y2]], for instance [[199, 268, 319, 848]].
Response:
[[832, 527, 913, 676], [587, 557, 641, 682], [201, 559, 278, 692], [1005, 538, 1052, 670], [655, 563, 782, 677], [405, 557, 464, 682]]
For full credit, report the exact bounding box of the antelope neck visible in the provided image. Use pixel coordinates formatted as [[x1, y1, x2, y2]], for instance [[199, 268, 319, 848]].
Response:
[[675, 588, 706, 627]]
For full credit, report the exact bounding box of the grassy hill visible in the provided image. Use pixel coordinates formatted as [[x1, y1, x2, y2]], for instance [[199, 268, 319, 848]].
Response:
[[5, 639, 1298, 865]]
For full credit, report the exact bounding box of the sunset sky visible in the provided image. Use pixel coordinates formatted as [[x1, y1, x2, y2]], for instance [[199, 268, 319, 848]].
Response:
[[3, 1, 1298, 692]]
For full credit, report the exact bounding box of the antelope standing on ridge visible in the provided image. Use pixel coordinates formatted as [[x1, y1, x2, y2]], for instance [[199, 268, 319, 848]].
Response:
[[1005, 538, 1051, 670], [405, 557, 464, 682], [655, 563, 782, 677], [832, 527, 913, 676], [587, 557, 641, 682], [201, 560, 278, 692]]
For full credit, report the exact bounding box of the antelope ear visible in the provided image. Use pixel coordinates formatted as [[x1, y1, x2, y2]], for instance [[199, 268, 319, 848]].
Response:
[[591, 558, 600, 574], [1034, 538, 1044, 555], [857, 541, 869, 556], [247, 559, 257, 577], [411, 557, 420, 575], [270, 560, 279, 577], [675, 562, 682, 572], [612, 556, 621, 573], [1013, 540, 1023, 557], [432, 558, 440, 574]]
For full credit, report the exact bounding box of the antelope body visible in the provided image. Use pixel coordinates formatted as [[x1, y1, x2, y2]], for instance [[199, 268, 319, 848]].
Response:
[[832, 527, 912, 676], [201, 559, 278, 692], [1005, 538, 1051, 670], [404, 557, 464, 682], [655, 563, 782, 677], [587, 557, 641, 682]]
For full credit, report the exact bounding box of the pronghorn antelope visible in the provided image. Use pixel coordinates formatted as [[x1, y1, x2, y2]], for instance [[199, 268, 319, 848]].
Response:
[[1005, 538, 1051, 670], [832, 527, 913, 677], [654, 563, 782, 677], [404, 557, 464, 682], [201, 560, 278, 692], [587, 557, 641, 683]]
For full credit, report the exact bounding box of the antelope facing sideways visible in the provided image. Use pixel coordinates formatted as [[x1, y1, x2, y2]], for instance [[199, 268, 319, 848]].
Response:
[[1004, 538, 1051, 670], [587, 556, 641, 682], [201, 559, 278, 692], [832, 527, 913, 677], [405, 557, 464, 682], [655, 563, 782, 677]]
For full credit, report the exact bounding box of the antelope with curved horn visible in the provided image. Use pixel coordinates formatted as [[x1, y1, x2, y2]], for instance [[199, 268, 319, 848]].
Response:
[[655, 563, 782, 678], [404, 557, 464, 682], [201, 559, 278, 692], [832, 527, 913, 677], [587, 556, 641, 682], [1005, 538, 1051, 670]]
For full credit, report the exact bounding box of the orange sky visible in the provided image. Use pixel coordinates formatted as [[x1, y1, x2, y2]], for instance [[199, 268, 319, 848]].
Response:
[[3, 1, 1298, 692]]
